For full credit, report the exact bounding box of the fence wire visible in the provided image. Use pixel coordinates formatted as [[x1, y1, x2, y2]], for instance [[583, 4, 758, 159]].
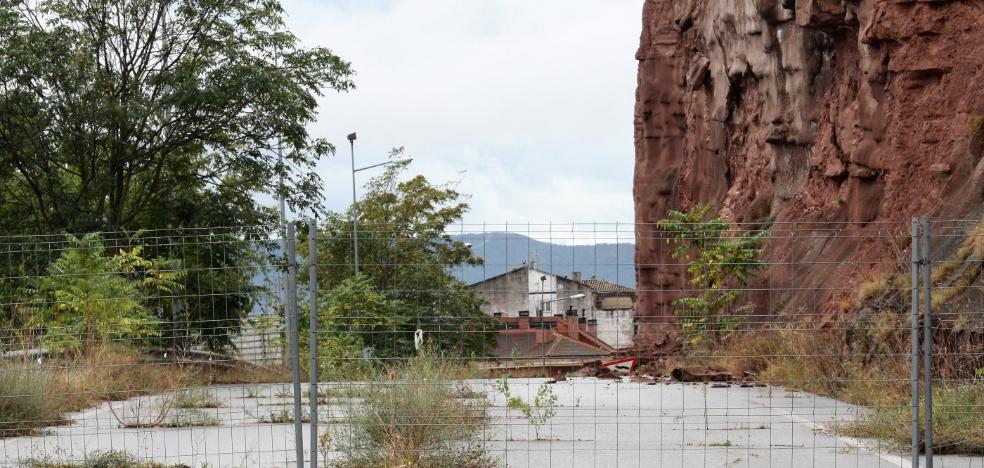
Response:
[[0, 220, 981, 467]]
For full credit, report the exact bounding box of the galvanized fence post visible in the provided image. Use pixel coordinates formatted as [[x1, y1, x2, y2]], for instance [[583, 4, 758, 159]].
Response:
[[910, 217, 920, 468], [308, 219, 319, 468], [286, 222, 305, 468], [921, 215, 934, 467]]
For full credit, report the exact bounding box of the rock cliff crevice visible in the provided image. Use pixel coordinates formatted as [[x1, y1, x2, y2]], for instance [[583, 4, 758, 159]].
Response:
[[633, 0, 984, 337]]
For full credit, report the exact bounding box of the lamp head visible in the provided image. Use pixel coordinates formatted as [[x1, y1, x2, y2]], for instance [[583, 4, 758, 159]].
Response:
[[347, 132, 357, 142]]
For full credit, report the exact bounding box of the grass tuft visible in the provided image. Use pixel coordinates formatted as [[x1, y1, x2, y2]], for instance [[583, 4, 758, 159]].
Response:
[[329, 351, 498, 468], [0, 363, 64, 436], [840, 384, 984, 454], [21, 450, 190, 468], [174, 389, 223, 409]]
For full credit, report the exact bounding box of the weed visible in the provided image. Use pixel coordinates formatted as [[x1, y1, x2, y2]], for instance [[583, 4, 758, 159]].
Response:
[[317, 385, 371, 402], [841, 384, 984, 454], [162, 409, 221, 428], [0, 363, 63, 437], [495, 378, 558, 440], [452, 384, 486, 400], [175, 389, 223, 409], [22, 450, 190, 467], [1, 343, 286, 437], [329, 351, 497, 468], [257, 409, 309, 424], [319, 430, 333, 463]]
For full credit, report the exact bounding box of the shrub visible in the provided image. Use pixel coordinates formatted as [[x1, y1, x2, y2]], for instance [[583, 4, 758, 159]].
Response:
[[657, 204, 766, 344], [21, 234, 183, 353], [329, 352, 497, 468]]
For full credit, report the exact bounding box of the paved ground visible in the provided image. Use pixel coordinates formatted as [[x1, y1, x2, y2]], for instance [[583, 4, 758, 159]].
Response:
[[2, 378, 981, 467]]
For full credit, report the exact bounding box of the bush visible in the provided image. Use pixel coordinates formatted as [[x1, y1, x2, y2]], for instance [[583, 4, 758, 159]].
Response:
[[0, 363, 63, 436], [657, 204, 766, 344], [21, 234, 183, 353], [329, 352, 498, 468]]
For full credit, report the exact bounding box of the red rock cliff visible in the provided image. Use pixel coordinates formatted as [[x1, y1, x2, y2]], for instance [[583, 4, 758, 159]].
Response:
[[633, 0, 984, 334]]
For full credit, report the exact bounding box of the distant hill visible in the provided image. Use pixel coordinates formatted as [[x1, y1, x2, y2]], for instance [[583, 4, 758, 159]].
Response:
[[450, 232, 636, 288]]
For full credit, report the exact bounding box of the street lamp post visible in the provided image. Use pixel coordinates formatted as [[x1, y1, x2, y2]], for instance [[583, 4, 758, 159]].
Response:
[[347, 132, 412, 275], [347, 133, 359, 274]]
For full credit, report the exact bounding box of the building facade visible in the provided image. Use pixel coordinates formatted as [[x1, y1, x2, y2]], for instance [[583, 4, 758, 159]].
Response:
[[470, 265, 636, 349]]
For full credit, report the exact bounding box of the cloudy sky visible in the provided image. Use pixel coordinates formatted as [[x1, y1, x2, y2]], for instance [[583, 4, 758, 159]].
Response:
[[279, 0, 643, 224]]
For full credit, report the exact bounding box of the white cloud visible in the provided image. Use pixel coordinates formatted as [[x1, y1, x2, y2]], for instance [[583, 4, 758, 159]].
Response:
[[280, 0, 643, 223]]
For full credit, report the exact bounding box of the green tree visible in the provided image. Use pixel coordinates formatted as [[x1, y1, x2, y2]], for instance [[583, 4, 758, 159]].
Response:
[[0, 0, 353, 234], [22, 233, 184, 352], [657, 204, 766, 344], [300, 274, 409, 378], [0, 0, 353, 347], [308, 151, 497, 362]]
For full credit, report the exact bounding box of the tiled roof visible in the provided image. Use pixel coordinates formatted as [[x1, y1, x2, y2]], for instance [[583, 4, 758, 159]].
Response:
[[495, 333, 539, 358], [580, 278, 634, 293], [545, 335, 610, 358], [494, 332, 611, 359]]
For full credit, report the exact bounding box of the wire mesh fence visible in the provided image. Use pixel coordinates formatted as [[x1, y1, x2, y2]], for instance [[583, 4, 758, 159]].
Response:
[[0, 219, 981, 467]]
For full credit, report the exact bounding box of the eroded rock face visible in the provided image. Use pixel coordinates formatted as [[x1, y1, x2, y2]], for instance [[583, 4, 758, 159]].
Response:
[[633, 0, 984, 334]]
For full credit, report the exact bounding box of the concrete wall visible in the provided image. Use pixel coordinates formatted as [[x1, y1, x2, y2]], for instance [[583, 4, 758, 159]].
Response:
[[598, 296, 633, 310], [473, 268, 531, 316], [592, 308, 635, 349], [473, 266, 595, 318], [528, 268, 594, 317]]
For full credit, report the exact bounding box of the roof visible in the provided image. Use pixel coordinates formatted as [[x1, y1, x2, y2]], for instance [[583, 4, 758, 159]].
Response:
[[544, 334, 611, 358], [493, 332, 611, 359], [580, 277, 634, 293], [468, 265, 634, 294], [468, 265, 529, 287], [495, 333, 539, 358]]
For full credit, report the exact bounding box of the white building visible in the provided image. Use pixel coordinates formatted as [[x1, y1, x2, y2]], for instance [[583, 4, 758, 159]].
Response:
[[469, 265, 636, 348]]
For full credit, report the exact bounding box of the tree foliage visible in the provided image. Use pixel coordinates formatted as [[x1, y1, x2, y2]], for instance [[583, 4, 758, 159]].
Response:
[[22, 233, 184, 352], [0, 0, 352, 349], [657, 204, 766, 344], [0, 0, 353, 233], [306, 151, 497, 364]]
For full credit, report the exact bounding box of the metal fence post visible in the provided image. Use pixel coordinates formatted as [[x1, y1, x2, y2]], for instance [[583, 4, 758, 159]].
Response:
[[286, 222, 305, 468], [921, 215, 933, 467], [308, 220, 319, 468], [910, 217, 920, 468]]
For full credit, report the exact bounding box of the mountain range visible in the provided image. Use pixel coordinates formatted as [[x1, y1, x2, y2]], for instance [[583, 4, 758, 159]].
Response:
[[450, 232, 636, 287]]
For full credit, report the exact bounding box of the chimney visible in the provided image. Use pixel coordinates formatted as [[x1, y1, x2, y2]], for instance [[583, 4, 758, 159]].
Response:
[[573, 271, 582, 282]]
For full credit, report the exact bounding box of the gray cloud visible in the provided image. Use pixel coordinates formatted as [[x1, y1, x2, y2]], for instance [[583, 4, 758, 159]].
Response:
[[280, 0, 643, 223]]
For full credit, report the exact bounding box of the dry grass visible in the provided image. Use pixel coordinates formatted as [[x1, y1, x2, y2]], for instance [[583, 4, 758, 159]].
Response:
[[709, 321, 982, 454], [840, 384, 984, 454], [22, 450, 189, 467], [0, 363, 65, 437], [329, 352, 498, 468], [1, 344, 287, 437]]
